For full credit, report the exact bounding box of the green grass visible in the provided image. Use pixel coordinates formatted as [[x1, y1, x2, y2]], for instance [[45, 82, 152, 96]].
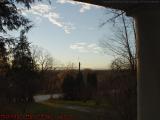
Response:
[[0, 101, 111, 120], [47, 99, 109, 108], [1, 102, 74, 114]]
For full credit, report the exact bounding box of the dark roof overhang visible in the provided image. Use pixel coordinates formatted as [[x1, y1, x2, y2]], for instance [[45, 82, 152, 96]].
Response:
[[73, 0, 160, 15]]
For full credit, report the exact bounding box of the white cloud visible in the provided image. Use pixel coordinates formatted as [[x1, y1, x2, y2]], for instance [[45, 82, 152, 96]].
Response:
[[57, 0, 77, 5], [57, 0, 101, 13], [80, 4, 91, 13], [21, 4, 75, 34], [70, 42, 102, 54], [34, 17, 42, 24]]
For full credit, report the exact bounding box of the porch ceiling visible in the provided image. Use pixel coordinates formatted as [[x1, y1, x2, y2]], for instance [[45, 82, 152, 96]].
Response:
[[73, 0, 160, 13]]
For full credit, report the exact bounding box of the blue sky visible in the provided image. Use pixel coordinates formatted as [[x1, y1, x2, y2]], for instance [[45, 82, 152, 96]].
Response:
[[19, 0, 115, 69]]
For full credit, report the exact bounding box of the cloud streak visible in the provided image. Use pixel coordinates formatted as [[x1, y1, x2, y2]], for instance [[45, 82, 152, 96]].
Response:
[[57, 0, 101, 13], [21, 4, 75, 34], [70, 42, 102, 54]]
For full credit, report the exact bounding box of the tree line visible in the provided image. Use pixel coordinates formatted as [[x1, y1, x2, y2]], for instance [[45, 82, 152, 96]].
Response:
[[1, 30, 38, 103], [0, 0, 54, 104]]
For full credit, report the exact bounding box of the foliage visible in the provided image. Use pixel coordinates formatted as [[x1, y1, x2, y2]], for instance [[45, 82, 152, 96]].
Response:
[[62, 73, 76, 100], [98, 70, 137, 120], [7, 31, 39, 103], [86, 72, 97, 99], [0, 37, 12, 75], [0, 36, 16, 103], [12, 31, 33, 70], [0, 0, 33, 103], [0, 0, 33, 33], [75, 71, 85, 99], [0, 0, 57, 110], [62, 70, 85, 100]]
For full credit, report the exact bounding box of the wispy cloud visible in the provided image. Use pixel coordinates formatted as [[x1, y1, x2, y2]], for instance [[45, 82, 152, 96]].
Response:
[[34, 16, 42, 24], [57, 0, 101, 13], [21, 4, 75, 34], [70, 42, 102, 54]]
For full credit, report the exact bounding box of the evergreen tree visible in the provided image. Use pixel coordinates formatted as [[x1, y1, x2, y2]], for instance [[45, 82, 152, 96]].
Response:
[[86, 72, 97, 99], [0, 0, 44, 104], [75, 71, 85, 100], [12, 31, 33, 70], [62, 74, 75, 100], [0, 37, 9, 103], [0, 36, 15, 103], [0, 0, 36, 33], [10, 30, 38, 103], [0, 37, 9, 77]]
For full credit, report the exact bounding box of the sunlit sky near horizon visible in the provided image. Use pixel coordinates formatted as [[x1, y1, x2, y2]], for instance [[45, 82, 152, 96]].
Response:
[[18, 0, 116, 69]]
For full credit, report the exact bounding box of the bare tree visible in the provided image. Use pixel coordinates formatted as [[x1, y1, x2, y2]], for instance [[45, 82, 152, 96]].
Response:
[[100, 11, 136, 71], [31, 45, 57, 72], [31, 45, 59, 94], [99, 10, 137, 120]]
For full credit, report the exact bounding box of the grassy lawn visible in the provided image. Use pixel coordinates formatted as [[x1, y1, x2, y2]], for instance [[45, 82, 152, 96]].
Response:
[[0, 100, 112, 120], [47, 99, 110, 108]]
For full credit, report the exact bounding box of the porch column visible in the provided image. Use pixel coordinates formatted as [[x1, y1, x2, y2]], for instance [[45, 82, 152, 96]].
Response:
[[134, 7, 160, 120]]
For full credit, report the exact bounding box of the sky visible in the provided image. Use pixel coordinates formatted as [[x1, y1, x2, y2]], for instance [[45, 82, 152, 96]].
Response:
[[18, 0, 115, 69]]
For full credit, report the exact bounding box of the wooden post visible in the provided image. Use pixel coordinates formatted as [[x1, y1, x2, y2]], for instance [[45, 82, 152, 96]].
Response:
[[134, 7, 160, 120]]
